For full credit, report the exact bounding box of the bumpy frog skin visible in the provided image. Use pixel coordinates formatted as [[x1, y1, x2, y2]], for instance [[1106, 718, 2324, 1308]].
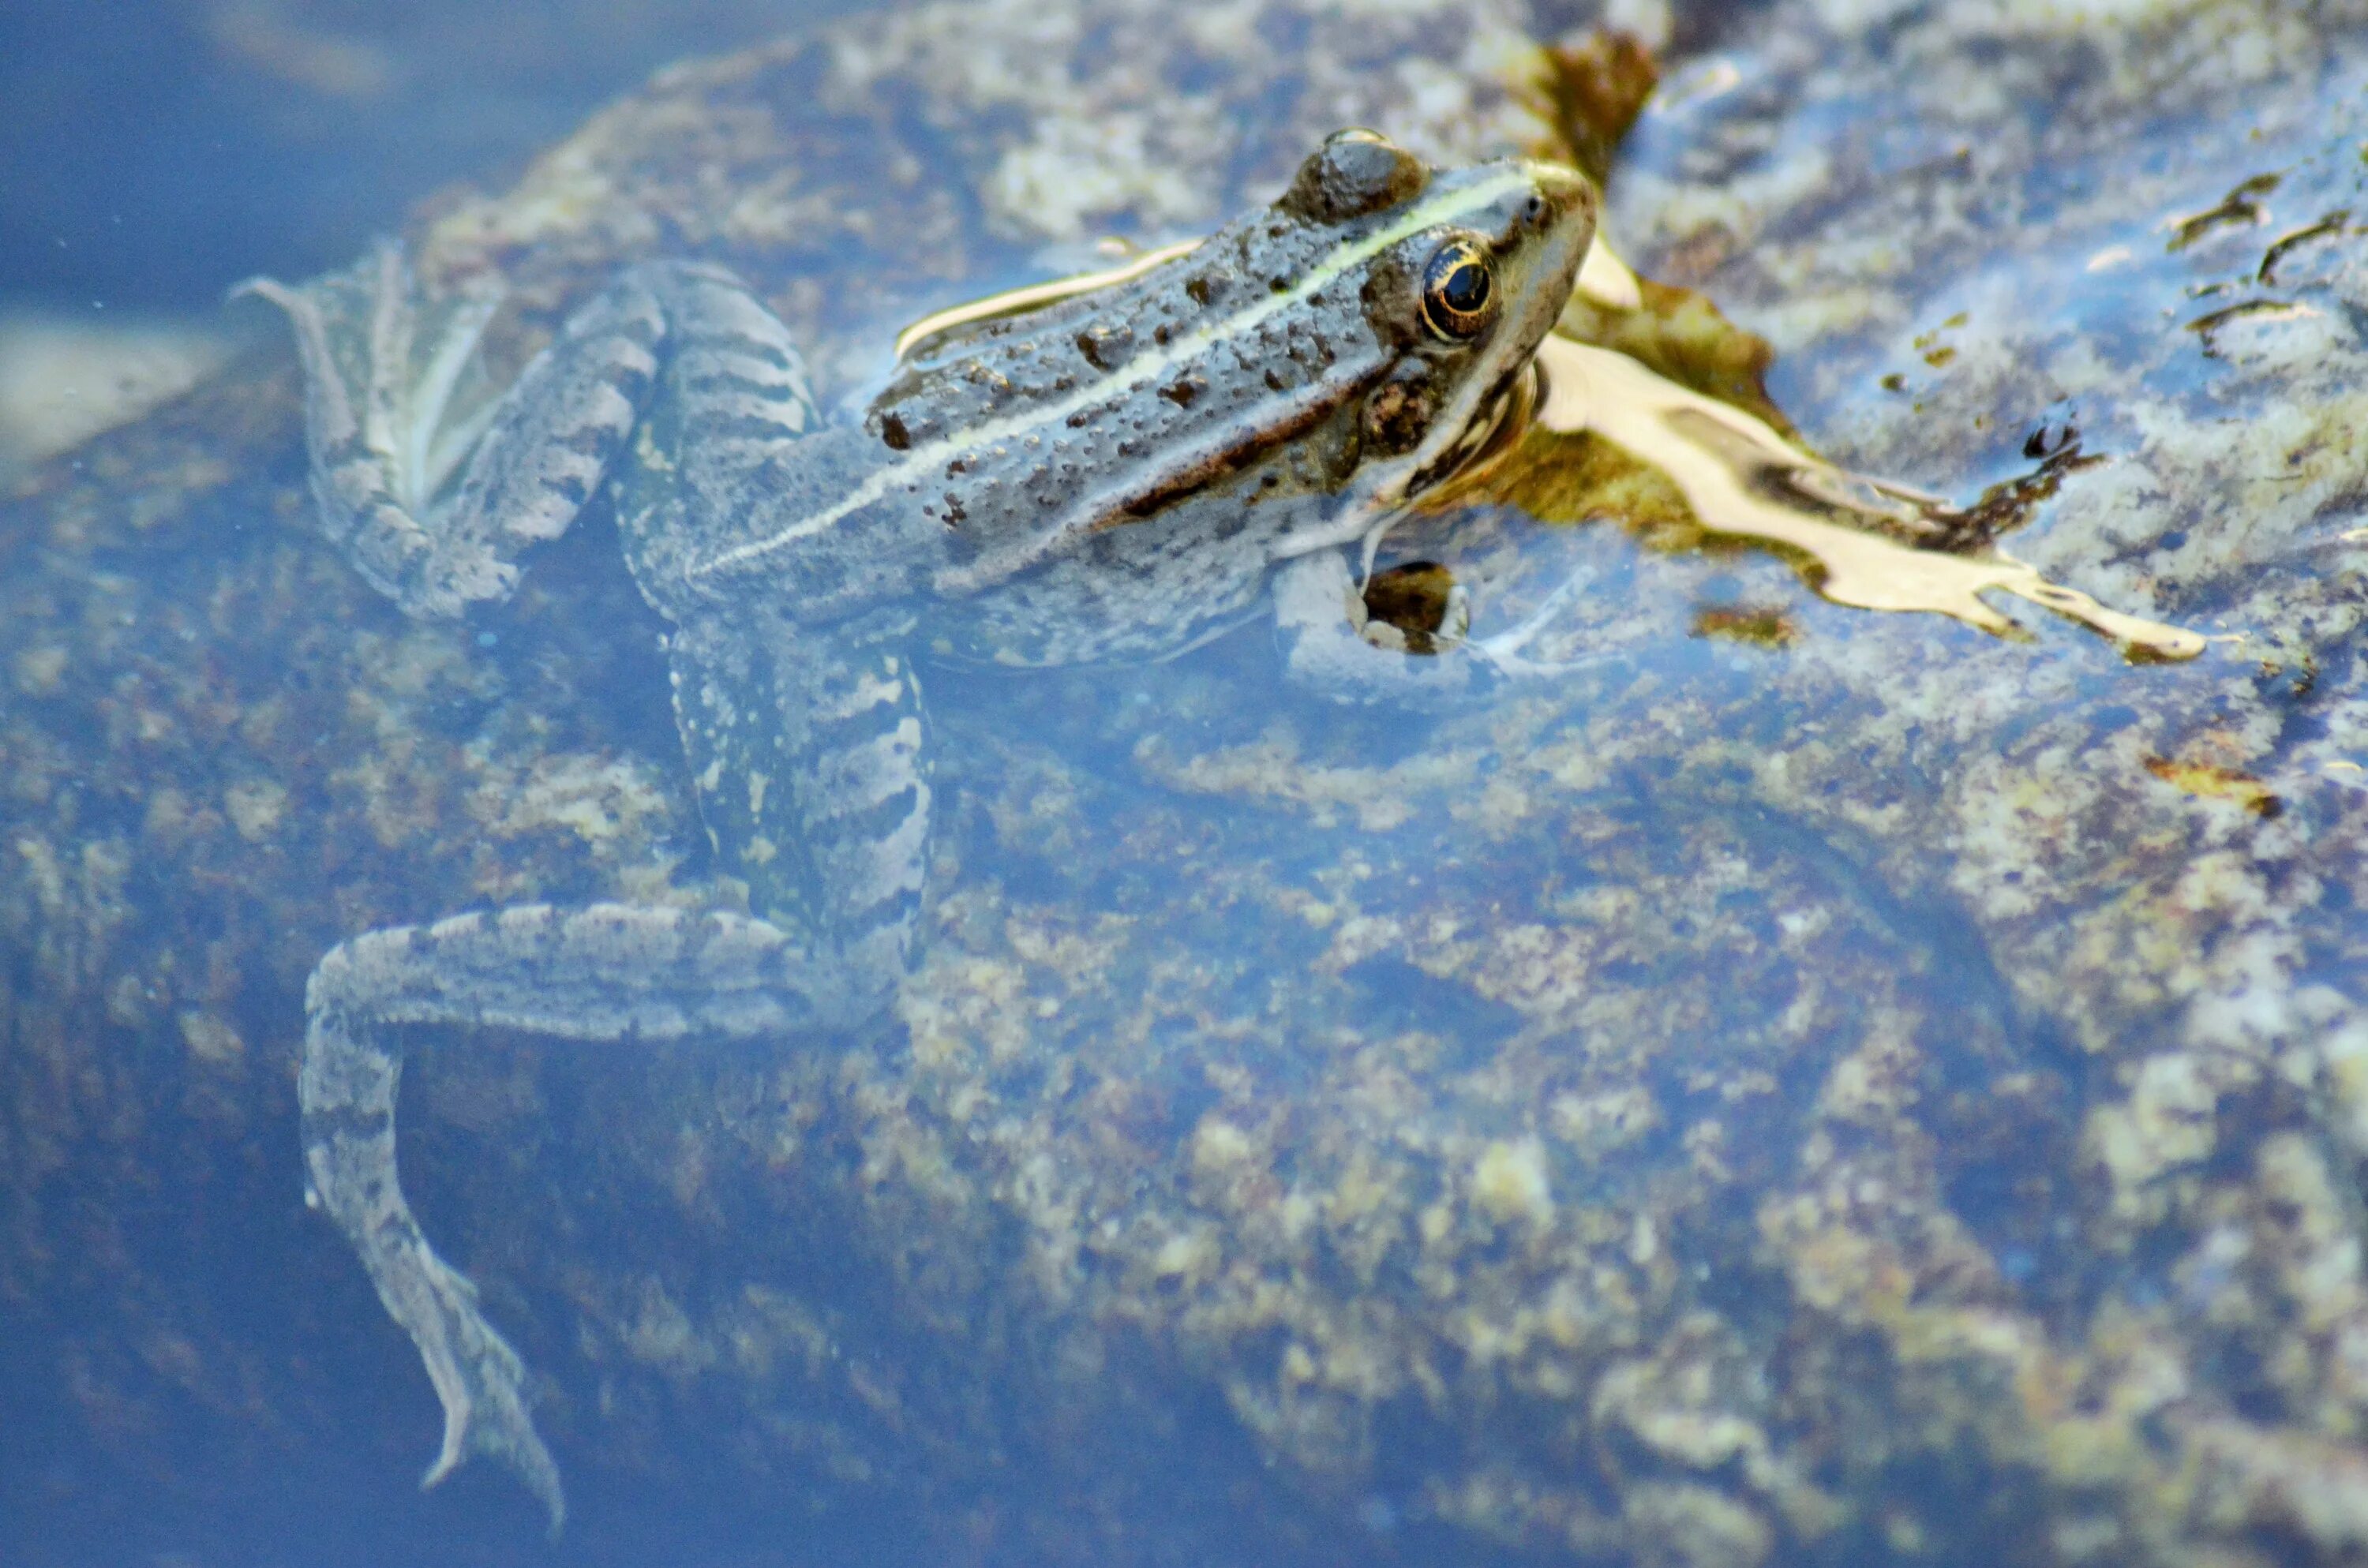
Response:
[[245, 132, 1597, 1525]]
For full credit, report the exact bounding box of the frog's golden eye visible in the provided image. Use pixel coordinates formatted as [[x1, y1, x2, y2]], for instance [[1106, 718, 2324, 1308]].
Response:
[[1419, 238, 1495, 342]]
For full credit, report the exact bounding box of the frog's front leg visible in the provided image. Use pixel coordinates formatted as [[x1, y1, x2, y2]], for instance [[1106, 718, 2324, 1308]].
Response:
[[1272, 549, 1508, 705], [1272, 549, 1621, 704], [302, 904, 864, 1531]]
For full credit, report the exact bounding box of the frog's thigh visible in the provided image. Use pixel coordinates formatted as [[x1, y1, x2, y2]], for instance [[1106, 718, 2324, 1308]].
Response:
[[665, 612, 929, 1012], [1270, 550, 1483, 705], [300, 902, 845, 1530]]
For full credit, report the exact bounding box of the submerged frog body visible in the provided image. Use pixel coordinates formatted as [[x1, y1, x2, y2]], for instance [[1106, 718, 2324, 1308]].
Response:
[[247, 131, 1596, 1525]]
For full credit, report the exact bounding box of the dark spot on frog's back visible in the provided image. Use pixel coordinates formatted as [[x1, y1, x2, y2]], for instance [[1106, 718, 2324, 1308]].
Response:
[[1278, 127, 1429, 224], [878, 412, 912, 451], [1160, 376, 1203, 408], [1076, 323, 1133, 372]]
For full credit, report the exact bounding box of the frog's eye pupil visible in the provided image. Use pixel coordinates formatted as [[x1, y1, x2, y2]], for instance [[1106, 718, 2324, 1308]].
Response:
[[1420, 239, 1496, 341], [1442, 260, 1489, 313]]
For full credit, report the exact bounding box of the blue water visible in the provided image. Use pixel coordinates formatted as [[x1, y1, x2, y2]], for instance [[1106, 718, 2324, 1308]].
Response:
[[0, 0, 867, 312]]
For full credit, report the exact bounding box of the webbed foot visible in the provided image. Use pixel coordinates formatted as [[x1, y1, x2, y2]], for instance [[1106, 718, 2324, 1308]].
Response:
[[238, 244, 515, 618], [406, 1232, 567, 1529], [1459, 564, 1621, 679], [302, 1001, 566, 1531]]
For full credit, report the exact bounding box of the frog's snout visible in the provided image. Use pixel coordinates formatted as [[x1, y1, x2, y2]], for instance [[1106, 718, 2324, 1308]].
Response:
[[1516, 163, 1598, 243]]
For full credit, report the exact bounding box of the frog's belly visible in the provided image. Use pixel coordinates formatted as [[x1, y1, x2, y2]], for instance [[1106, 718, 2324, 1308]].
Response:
[[932, 501, 1294, 668]]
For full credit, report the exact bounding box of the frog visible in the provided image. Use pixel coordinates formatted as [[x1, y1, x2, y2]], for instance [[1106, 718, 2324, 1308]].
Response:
[[242, 129, 1598, 1528]]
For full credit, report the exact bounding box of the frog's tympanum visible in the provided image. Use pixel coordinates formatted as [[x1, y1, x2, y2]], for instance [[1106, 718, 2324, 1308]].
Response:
[[245, 131, 1598, 1525]]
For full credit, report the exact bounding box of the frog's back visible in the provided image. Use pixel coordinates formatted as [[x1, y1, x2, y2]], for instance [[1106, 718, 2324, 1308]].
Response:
[[864, 213, 1388, 519], [859, 207, 1396, 663], [674, 142, 1591, 668]]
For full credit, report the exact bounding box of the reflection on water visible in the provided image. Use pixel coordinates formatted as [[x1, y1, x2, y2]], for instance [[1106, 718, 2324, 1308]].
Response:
[[0, 0, 864, 477], [1526, 336, 2206, 660], [0, 309, 246, 481]]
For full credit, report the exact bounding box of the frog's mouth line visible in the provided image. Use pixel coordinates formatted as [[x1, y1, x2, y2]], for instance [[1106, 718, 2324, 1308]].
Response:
[[1374, 163, 1595, 522]]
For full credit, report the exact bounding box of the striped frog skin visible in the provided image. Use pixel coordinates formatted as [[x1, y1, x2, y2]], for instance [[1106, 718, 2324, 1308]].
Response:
[[245, 129, 1596, 1526]]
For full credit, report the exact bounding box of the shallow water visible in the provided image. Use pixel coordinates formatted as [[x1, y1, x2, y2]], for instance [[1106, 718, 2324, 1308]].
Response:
[[6, 2, 2368, 1566]]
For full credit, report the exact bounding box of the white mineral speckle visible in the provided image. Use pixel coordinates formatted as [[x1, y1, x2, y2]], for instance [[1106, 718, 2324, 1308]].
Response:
[[1473, 1138, 1555, 1229]]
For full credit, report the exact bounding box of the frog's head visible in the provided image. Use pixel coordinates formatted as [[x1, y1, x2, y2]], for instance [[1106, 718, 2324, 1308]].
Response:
[[1275, 129, 1597, 526]]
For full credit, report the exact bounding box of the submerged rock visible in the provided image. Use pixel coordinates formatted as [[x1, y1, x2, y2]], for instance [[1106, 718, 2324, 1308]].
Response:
[[2, 0, 2366, 1562]]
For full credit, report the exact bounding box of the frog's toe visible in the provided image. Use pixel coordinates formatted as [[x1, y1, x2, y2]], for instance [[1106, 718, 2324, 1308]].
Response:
[[406, 1245, 567, 1531], [424, 1412, 567, 1538]]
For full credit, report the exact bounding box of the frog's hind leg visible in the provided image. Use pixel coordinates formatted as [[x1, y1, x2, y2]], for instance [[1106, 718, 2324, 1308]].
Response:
[[243, 249, 683, 619], [300, 903, 856, 1531], [662, 609, 931, 1018]]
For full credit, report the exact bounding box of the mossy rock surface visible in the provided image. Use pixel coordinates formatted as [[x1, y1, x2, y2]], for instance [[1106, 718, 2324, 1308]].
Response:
[[6, 1, 2368, 1563]]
